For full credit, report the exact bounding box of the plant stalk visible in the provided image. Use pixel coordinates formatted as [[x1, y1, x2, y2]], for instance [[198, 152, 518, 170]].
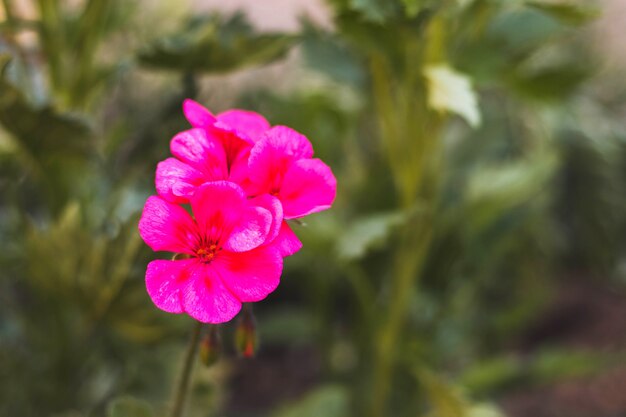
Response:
[[366, 39, 443, 416], [171, 321, 203, 417], [368, 221, 433, 417]]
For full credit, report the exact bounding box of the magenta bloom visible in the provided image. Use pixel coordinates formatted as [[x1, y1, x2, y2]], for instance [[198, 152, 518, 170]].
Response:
[[246, 126, 337, 219], [158, 100, 336, 220], [183, 98, 270, 143], [139, 181, 282, 323], [155, 100, 270, 204], [141, 100, 337, 322], [154, 100, 336, 257]]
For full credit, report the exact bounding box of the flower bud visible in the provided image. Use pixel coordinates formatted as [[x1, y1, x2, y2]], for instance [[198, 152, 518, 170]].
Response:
[[199, 325, 221, 367], [235, 304, 257, 358]]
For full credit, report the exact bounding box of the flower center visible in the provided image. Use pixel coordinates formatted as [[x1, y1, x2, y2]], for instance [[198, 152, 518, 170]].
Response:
[[196, 244, 220, 263]]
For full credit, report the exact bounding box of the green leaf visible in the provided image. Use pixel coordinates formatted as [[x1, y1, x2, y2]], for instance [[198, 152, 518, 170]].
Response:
[[402, 0, 419, 17], [349, 0, 399, 23], [0, 56, 92, 158], [458, 356, 523, 395], [400, 0, 434, 17], [138, 13, 295, 73], [424, 64, 481, 127], [509, 65, 591, 101], [466, 404, 506, 417], [416, 369, 506, 417], [301, 23, 366, 88], [336, 211, 407, 260], [532, 349, 610, 383], [106, 396, 154, 417], [465, 152, 557, 233], [487, 9, 563, 53], [417, 369, 466, 417], [272, 385, 349, 417], [526, 1, 599, 25], [459, 349, 615, 396]]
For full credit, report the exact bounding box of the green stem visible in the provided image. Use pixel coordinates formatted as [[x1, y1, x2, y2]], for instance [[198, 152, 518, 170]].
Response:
[[368, 221, 433, 417], [366, 40, 444, 416], [70, 0, 107, 107], [369, 54, 404, 197], [36, 0, 63, 93], [171, 321, 203, 417]]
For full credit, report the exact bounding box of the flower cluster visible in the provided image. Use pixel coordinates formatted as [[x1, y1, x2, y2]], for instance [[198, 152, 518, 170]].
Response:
[[138, 100, 337, 323]]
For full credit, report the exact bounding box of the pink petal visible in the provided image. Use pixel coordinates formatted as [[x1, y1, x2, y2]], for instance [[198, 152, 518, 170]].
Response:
[[279, 158, 337, 219], [155, 158, 205, 203], [183, 99, 216, 128], [207, 124, 253, 171], [190, 181, 247, 244], [217, 109, 271, 142], [247, 126, 314, 196], [139, 196, 197, 253], [181, 263, 242, 323], [170, 128, 228, 179], [214, 246, 283, 302], [224, 206, 272, 252], [262, 126, 314, 159], [272, 221, 302, 257], [145, 259, 197, 314], [227, 148, 252, 186], [249, 194, 283, 244]]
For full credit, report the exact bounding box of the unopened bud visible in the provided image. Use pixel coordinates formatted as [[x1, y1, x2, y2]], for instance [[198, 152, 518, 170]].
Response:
[[199, 325, 221, 367], [235, 304, 257, 358]]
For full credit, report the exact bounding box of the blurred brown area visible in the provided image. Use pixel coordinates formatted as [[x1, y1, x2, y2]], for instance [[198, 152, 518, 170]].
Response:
[[503, 280, 626, 417]]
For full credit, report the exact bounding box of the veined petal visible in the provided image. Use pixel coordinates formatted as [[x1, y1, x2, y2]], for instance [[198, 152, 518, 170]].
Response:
[[207, 124, 253, 171], [261, 126, 314, 159], [139, 196, 197, 253], [183, 99, 216, 128], [214, 246, 283, 302], [145, 259, 197, 314], [181, 263, 241, 323], [190, 181, 247, 244], [217, 109, 270, 143], [249, 194, 283, 245], [224, 206, 272, 252], [271, 221, 302, 257], [280, 158, 337, 219], [170, 128, 228, 179], [247, 126, 314, 195], [228, 148, 252, 186], [155, 158, 205, 204]]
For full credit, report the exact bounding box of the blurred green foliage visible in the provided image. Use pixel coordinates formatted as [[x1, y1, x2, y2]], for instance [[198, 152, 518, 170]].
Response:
[[1, 0, 626, 416], [138, 13, 295, 74]]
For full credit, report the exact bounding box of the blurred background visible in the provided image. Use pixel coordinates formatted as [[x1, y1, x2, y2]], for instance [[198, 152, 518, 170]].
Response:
[[2, 0, 626, 416]]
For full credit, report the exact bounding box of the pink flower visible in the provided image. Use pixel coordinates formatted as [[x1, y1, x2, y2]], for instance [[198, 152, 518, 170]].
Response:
[[183, 99, 270, 143], [155, 100, 337, 257], [138, 181, 283, 323], [247, 126, 337, 219], [140, 101, 338, 323], [156, 100, 271, 204], [179, 100, 337, 219], [248, 193, 303, 257]]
